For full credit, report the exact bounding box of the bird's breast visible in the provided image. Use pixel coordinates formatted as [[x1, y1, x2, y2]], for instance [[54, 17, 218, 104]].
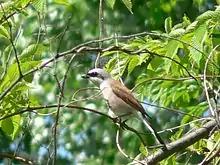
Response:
[[100, 81, 134, 117]]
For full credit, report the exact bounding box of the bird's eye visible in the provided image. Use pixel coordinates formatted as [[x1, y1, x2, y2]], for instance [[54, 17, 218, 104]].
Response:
[[88, 72, 98, 77]]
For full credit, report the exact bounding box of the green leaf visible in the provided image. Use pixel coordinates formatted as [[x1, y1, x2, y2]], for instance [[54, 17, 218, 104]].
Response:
[[0, 1, 15, 14], [0, 66, 3, 75], [181, 114, 191, 125], [182, 14, 191, 26], [19, 44, 48, 62], [148, 56, 163, 71], [189, 23, 207, 65], [161, 155, 176, 165], [172, 91, 184, 103], [1, 118, 14, 135], [13, 6, 29, 16], [0, 64, 20, 91], [101, 50, 118, 57], [164, 40, 179, 73], [29, 95, 39, 106], [171, 126, 184, 139], [121, 0, 133, 13], [196, 10, 216, 23], [212, 27, 220, 49], [1, 45, 12, 66], [10, 115, 21, 139], [106, 0, 116, 9], [20, 0, 31, 7], [185, 21, 198, 33], [139, 143, 147, 156], [0, 25, 10, 39], [0, 61, 41, 91], [206, 138, 214, 151], [169, 28, 185, 37], [165, 17, 172, 33], [127, 55, 139, 75], [53, 0, 70, 5], [138, 53, 149, 65], [105, 53, 130, 79], [0, 115, 21, 139], [32, 0, 45, 11], [13, 82, 32, 92]]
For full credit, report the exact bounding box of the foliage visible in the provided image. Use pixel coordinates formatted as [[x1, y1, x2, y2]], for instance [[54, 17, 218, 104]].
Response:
[[0, 0, 219, 164]]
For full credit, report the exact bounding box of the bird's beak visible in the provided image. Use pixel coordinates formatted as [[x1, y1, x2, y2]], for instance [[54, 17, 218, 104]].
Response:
[[81, 74, 89, 78]]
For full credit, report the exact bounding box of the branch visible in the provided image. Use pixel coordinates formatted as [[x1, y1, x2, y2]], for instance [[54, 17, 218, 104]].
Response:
[[52, 14, 74, 165], [203, 45, 220, 128], [0, 1, 31, 25], [199, 139, 220, 165], [60, 46, 198, 80], [1, 104, 218, 165], [1, 35, 219, 101], [0, 3, 22, 77], [141, 119, 218, 164], [132, 75, 220, 92], [141, 101, 200, 118], [116, 124, 145, 165], [0, 153, 34, 165], [95, 0, 104, 67], [0, 104, 112, 122]]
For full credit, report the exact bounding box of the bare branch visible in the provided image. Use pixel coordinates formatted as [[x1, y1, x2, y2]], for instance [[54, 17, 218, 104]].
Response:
[[95, 0, 104, 67], [0, 104, 112, 122], [0, 153, 34, 165], [0, 3, 22, 77], [0, 1, 31, 25], [158, 117, 211, 134], [199, 139, 220, 165], [141, 119, 218, 164], [52, 15, 74, 165], [132, 75, 220, 92], [0, 35, 219, 111], [141, 101, 200, 118], [116, 123, 145, 165], [203, 45, 220, 128]]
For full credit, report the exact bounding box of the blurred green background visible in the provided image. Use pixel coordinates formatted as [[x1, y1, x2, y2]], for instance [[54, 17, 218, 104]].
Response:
[[0, 0, 219, 164]]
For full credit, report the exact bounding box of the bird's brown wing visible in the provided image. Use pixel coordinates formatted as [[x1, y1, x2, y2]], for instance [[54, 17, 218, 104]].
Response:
[[110, 80, 151, 119]]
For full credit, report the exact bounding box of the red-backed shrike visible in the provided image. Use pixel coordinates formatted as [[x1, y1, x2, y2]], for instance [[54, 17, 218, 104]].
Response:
[[82, 68, 166, 147]]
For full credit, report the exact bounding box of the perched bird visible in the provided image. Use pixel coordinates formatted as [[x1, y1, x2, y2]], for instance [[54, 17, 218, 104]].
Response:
[[82, 68, 166, 147]]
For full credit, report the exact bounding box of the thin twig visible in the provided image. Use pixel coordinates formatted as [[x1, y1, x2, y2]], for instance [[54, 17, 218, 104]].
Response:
[[158, 117, 211, 134], [0, 36, 219, 101], [0, 153, 34, 165], [0, 24, 22, 82], [121, 121, 147, 146], [199, 139, 220, 165], [95, 0, 104, 68], [116, 124, 145, 165], [52, 15, 74, 165], [0, 1, 31, 25], [0, 3, 22, 77], [52, 55, 76, 165], [132, 75, 220, 92], [0, 104, 112, 122], [70, 87, 100, 101], [203, 45, 220, 127], [140, 101, 200, 118]]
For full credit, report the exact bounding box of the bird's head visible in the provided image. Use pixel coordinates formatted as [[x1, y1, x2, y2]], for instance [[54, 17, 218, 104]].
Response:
[[82, 68, 111, 86]]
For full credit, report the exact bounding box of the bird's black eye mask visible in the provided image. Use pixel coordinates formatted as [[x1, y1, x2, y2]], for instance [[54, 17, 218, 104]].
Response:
[[87, 72, 98, 77], [82, 71, 105, 80], [88, 72, 105, 80]]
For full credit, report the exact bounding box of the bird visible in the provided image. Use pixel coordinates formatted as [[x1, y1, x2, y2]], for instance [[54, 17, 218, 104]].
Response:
[[82, 68, 166, 147]]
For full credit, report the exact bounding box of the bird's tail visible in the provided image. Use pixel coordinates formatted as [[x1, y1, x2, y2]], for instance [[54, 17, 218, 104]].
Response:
[[136, 113, 166, 148]]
